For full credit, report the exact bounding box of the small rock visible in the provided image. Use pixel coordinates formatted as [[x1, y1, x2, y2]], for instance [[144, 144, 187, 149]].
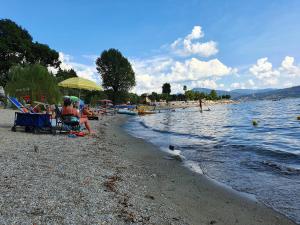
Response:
[[34, 145, 39, 153], [145, 194, 155, 200], [169, 145, 175, 150]]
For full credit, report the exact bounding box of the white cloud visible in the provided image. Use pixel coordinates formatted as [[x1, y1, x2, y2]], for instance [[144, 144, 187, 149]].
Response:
[[186, 26, 204, 40], [231, 82, 244, 89], [49, 52, 100, 83], [131, 56, 235, 94], [247, 79, 255, 87], [229, 79, 256, 90], [190, 80, 218, 90], [249, 56, 300, 88], [280, 56, 300, 77], [168, 58, 234, 81], [249, 57, 280, 86], [170, 26, 218, 57]]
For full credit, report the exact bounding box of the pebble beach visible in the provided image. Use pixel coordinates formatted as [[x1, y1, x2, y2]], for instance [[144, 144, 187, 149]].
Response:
[[0, 109, 296, 225]]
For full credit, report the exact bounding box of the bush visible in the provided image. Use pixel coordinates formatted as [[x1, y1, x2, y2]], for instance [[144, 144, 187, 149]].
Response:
[[5, 64, 61, 104]]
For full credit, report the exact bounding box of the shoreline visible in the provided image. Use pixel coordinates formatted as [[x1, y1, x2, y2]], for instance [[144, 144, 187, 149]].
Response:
[[113, 115, 296, 225], [0, 109, 296, 224]]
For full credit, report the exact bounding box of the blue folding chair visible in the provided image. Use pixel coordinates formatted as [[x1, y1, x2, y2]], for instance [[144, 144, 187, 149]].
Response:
[[7, 97, 30, 113]]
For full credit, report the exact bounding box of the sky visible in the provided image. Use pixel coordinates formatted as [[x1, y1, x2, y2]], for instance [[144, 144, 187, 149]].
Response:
[[1, 0, 300, 94]]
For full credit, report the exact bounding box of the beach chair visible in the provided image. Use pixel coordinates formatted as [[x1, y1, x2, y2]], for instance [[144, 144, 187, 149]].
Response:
[[54, 105, 81, 133], [7, 96, 30, 113]]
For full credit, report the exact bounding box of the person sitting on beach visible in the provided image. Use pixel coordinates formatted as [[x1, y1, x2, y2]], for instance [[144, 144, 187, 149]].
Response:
[[82, 105, 94, 117], [61, 98, 95, 134]]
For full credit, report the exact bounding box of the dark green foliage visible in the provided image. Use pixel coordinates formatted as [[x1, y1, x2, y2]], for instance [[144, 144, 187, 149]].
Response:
[[0, 19, 60, 86], [184, 89, 226, 101], [83, 90, 108, 106], [148, 92, 160, 102], [56, 68, 77, 83], [127, 93, 140, 104], [209, 90, 218, 100], [221, 94, 231, 99], [5, 64, 61, 104], [183, 85, 187, 92], [162, 83, 171, 95], [96, 48, 135, 103]]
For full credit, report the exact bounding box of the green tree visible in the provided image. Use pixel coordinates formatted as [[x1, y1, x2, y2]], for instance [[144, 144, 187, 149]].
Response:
[[96, 48, 135, 103], [209, 90, 218, 100], [5, 64, 61, 104], [0, 19, 60, 86], [183, 85, 187, 92], [56, 68, 77, 83], [83, 90, 107, 106], [185, 90, 195, 100], [149, 92, 159, 102], [221, 94, 231, 99], [162, 83, 171, 95], [128, 93, 140, 104]]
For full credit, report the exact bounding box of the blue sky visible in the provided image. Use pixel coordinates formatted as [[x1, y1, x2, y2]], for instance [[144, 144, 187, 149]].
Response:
[[1, 0, 300, 93]]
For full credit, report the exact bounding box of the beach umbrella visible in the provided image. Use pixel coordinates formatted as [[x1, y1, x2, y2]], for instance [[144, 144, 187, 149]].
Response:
[[69, 96, 79, 103], [58, 77, 102, 91], [58, 77, 102, 98]]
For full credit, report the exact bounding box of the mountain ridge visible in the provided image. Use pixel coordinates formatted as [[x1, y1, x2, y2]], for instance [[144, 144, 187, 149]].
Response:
[[192, 87, 276, 99]]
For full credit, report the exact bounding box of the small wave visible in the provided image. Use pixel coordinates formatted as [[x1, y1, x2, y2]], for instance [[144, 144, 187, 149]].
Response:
[[139, 121, 151, 129], [139, 121, 215, 140], [262, 161, 300, 175], [230, 144, 300, 160]]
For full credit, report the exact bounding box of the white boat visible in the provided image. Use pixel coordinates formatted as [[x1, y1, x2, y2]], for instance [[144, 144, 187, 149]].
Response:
[[117, 109, 138, 116]]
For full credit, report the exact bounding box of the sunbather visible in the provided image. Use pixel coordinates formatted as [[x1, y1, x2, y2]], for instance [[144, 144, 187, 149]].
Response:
[[84, 105, 99, 116], [61, 98, 95, 134]]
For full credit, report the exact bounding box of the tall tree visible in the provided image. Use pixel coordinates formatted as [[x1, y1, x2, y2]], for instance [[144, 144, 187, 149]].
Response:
[[0, 19, 60, 86], [96, 48, 135, 103], [5, 64, 61, 104], [162, 83, 171, 95], [183, 85, 187, 92]]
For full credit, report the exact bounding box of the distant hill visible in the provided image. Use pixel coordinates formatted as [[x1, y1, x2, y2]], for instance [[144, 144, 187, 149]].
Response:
[[237, 86, 300, 100], [192, 88, 230, 96], [192, 87, 276, 99]]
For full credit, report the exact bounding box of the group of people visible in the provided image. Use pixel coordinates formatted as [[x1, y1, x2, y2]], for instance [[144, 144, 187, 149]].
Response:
[[61, 97, 96, 134]]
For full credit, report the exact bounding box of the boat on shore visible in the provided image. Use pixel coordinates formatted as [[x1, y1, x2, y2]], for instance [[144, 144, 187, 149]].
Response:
[[117, 109, 138, 116], [138, 110, 156, 115]]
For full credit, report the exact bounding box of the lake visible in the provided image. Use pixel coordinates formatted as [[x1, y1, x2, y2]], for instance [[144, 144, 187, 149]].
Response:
[[125, 98, 300, 223]]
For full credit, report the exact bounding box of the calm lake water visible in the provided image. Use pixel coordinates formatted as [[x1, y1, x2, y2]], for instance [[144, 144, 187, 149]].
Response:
[[124, 98, 300, 223]]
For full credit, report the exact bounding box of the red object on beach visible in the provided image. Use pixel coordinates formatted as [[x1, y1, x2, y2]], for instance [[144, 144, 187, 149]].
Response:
[[69, 130, 86, 137], [76, 131, 86, 137], [23, 95, 30, 103]]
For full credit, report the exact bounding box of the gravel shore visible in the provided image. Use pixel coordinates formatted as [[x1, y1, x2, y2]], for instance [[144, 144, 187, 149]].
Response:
[[0, 109, 296, 225]]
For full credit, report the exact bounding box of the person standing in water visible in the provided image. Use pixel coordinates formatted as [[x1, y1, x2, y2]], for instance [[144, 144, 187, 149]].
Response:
[[199, 98, 203, 113]]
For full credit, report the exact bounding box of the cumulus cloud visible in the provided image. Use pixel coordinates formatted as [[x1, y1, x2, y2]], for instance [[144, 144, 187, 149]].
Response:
[[131, 56, 235, 94], [249, 57, 280, 85], [49, 52, 100, 83], [170, 26, 218, 57], [280, 56, 300, 77], [186, 26, 204, 40], [249, 56, 300, 87]]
